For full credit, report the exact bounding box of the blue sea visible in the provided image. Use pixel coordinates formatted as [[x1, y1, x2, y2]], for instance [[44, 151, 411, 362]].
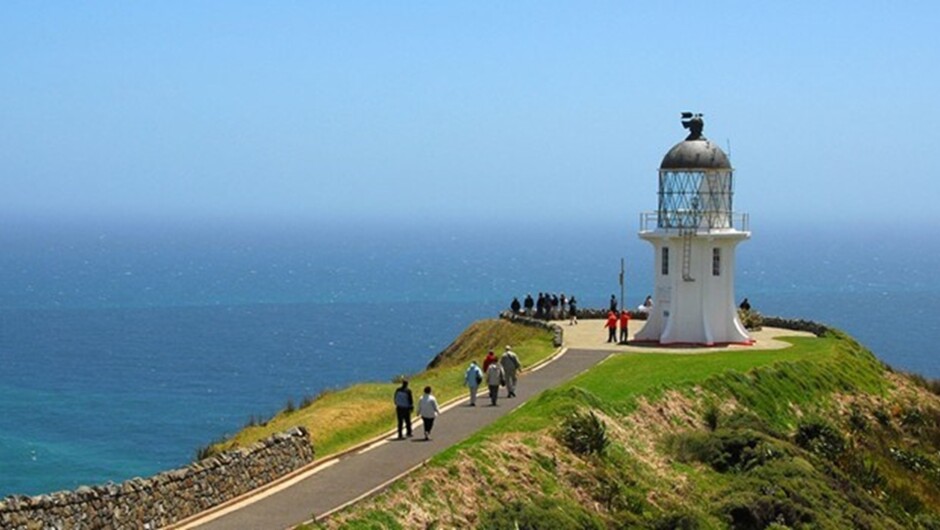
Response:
[[1, 218, 938, 498]]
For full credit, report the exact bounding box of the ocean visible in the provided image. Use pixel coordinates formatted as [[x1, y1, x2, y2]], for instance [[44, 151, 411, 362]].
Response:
[[1, 218, 938, 497]]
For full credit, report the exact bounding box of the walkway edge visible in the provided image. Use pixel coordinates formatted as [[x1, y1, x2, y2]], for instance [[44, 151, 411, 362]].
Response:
[[165, 342, 570, 530]]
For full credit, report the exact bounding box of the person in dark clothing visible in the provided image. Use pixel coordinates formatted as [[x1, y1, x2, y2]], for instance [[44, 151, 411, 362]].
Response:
[[510, 297, 521, 314], [523, 294, 534, 316], [394, 380, 414, 439], [535, 293, 545, 319], [568, 296, 578, 325], [739, 298, 751, 311], [609, 294, 618, 313]]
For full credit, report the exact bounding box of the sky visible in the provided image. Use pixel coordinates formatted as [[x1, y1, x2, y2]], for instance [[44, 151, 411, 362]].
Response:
[[2, 2, 938, 228]]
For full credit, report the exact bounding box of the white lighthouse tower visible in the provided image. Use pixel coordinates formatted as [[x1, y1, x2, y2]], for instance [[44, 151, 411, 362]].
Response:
[[635, 113, 752, 346]]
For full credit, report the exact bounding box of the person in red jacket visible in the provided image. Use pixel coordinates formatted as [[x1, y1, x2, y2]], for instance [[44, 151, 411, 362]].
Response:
[[605, 311, 618, 343], [482, 350, 498, 372], [619, 310, 631, 344]]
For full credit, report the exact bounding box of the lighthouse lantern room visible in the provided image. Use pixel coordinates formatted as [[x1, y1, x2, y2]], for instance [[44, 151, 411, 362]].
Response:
[[635, 113, 752, 346]]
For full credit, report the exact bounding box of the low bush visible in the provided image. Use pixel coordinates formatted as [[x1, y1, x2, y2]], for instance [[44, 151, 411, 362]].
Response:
[[557, 410, 609, 456], [670, 429, 786, 473], [794, 418, 846, 461], [737, 309, 763, 330], [477, 497, 605, 530]]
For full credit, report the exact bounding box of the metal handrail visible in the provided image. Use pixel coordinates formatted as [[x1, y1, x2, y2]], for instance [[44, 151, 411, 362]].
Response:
[[639, 211, 749, 232]]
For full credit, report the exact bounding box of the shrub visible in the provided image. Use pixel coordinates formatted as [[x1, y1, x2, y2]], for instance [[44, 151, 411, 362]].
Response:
[[558, 410, 609, 456], [848, 406, 869, 433], [873, 407, 892, 427], [794, 418, 846, 461], [703, 403, 720, 431], [670, 429, 785, 473], [646, 508, 705, 530], [477, 498, 605, 530], [738, 309, 763, 330]]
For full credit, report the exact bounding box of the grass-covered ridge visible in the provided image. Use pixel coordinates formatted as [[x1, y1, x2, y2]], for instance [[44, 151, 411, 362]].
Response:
[[316, 330, 940, 529], [203, 319, 555, 459]]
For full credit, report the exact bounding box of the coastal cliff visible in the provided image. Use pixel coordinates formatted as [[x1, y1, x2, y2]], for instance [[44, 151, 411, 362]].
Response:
[[315, 323, 940, 529]]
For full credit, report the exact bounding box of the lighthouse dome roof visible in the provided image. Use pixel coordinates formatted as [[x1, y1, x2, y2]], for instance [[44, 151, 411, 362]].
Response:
[[660, 138, 731, 170]]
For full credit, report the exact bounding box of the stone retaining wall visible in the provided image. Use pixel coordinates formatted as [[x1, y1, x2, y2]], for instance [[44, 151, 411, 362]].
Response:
[[499, 311, 564, 347], [0, 427, 314, 530], [761, 316, 830, 337]]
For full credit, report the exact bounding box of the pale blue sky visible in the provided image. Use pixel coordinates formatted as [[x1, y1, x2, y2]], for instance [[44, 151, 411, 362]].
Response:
[[2, 2, 938, 227]]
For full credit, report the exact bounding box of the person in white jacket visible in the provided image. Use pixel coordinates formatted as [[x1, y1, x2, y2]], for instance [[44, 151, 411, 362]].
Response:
[[464, 361, 483, 406], [486, 361, 504, 406], [418, 386, 440, 440]]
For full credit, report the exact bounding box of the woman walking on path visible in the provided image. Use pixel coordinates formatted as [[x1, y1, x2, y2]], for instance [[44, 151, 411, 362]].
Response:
[[486, 360, 505, 406], [418, 386, 440, 440], [464, 361, 483, 406]]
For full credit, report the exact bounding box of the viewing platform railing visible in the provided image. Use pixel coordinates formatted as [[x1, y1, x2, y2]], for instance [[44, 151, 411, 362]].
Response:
[[639, 211, 750, 233]]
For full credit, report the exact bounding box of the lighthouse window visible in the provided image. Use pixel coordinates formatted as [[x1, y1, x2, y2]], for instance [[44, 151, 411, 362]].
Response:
[[661, 247, 669, 275], [712, 248, 721, 276]]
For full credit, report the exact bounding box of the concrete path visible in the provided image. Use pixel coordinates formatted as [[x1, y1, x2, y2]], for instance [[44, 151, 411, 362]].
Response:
[[554, 319, 814, 353], [176, 348, 613, 530]]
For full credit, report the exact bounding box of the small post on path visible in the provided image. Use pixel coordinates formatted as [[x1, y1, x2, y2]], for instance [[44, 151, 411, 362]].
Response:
[[619, 258, 625, 313]]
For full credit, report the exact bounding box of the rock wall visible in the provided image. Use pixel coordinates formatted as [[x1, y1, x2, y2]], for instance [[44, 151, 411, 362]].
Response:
[[0, 427, 314, 530], [499, 311, 564, 347], [761, 316, 830, 337]]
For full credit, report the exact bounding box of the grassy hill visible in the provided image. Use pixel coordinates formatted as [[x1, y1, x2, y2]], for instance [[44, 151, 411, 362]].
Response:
[[203, 319, 556, 460], [312, 328, 940, 529]]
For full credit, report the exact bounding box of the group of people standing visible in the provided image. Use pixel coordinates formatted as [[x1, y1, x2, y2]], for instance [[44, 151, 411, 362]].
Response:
[[605, 309, 632, 344], [509, 292, 577, 323], [392, 345, 523, 442], [464, 345, 522, 407]]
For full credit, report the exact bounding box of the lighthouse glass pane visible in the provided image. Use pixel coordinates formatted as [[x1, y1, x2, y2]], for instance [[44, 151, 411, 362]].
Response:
[[712, 248, 721, 276], [662, 247, 669, 275]]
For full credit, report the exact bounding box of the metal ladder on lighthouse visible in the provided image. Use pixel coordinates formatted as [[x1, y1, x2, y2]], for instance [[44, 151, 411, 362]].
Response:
[[680, 229, 695, 282]]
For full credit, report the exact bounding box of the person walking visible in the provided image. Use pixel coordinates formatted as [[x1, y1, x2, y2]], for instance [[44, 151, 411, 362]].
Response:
[[464, 361, 483, 406], [605, 311, 618, 343], [393, 380, 414, 439], [499, 345, 522, 398], [485, 360, 504, 406], [568, 295, 578, 325], [619, 310, 631, 344], [418, 386, 440, 440], [482, 350, 498, 372]]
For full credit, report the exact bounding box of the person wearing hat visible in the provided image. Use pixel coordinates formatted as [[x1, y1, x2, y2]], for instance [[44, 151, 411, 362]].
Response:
[[499, 345, 522, 398]]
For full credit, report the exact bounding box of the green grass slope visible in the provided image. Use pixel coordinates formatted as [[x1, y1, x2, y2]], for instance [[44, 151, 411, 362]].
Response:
[[316, 329, 940, 529], [203, 319, 555, 460]]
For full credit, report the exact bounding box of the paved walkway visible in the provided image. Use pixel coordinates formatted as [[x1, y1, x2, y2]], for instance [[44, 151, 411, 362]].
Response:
[[554, 319, 814, 352], [172, 323, 811, 530]]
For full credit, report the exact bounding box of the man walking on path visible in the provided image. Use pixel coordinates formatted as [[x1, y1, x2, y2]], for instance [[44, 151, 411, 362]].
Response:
[[499, 345, 521, 398], [464, 361, 483, 406], [394, 380, 414, 439], [418, 386, 439, 440], [486, 360, 504, 406]]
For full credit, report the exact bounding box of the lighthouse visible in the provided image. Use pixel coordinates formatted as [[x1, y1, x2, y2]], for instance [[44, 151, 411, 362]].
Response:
[[635, 113, 752, 346]]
